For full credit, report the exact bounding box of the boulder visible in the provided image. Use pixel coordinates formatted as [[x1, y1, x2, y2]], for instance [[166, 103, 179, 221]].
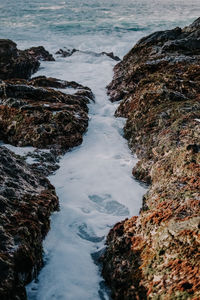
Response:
[[0, 40, 54, 80], [23, 46, 55, 62]]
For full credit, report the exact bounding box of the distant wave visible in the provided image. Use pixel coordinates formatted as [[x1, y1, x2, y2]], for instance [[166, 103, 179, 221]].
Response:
[[40, 5, 66, 10]]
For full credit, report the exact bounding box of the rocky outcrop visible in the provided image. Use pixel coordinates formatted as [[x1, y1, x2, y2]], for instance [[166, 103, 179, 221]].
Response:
[[0, 76, 94, 154], [102, 18, 200, 299], [0, 146, 59, 300], [23, 46, 55, 62], [0, 74, 93, 298], [0, 40, 54, 80], [0, 39, 94, 298]]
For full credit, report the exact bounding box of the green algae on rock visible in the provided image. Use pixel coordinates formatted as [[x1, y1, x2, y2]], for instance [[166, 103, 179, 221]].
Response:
[[102, 18, 200, 300]]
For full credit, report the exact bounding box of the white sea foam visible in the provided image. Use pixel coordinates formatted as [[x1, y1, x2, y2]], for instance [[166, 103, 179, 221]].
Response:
[[0, 143, 35, 156], [26, 52, 146, 300], [40, 6, 66, 10]]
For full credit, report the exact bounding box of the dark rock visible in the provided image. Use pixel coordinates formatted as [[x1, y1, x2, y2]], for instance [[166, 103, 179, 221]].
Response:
[[0, 39, 39, 80], [56, 48, 78, 57], [25, 149, 60, 176], [102, 18, 200, 299], [23, 46, 55, 61], [0, 146, 59, 299], [30, 76, 94, 99], [56, 48, 121, 61], [0, 40, 94, 300], [0, 76, 94, 154], [107, 18, 200, 102], [101, 52, 121, 61], [0, 40, 54, 80]]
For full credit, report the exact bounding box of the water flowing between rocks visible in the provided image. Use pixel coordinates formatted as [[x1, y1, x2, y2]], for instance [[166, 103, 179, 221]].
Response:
[[26, 52, 146, 300], [1, 0, 199, 299]]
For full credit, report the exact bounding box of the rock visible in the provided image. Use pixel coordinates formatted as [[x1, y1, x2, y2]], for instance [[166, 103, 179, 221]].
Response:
[[102, 18, 200, 299], [0, 70, 93, 299], [55, 48, 78, 57], [0, 40, 94, 299], [25, 149, 60, 177], [23, 46, 55, 61], [56, 48, 121, 61], [0, 40, 54, 80], [29, 76, 94, 98], [101, 52, 121, 61], [0, 146, 59, 299], [0, 39, 39, 80], [0, 76, 94, 154]]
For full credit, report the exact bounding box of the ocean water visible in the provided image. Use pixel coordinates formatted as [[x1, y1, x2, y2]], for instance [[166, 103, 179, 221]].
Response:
[[0, 1, 199, 299]]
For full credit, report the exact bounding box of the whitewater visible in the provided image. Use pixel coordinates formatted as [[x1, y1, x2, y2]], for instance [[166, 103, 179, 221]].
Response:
[[0, 0, 200, 299], [23, 52, 146, 300]]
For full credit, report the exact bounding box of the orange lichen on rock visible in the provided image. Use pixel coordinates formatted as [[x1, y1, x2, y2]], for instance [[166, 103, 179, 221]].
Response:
[[102, 17, 200, 299]]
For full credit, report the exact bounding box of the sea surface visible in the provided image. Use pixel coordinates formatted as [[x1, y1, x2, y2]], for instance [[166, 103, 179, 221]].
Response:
[[0, 1, 199, 299]]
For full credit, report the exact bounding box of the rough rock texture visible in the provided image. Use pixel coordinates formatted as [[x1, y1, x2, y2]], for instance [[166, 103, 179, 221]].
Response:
[[102, 18, 200, 299], [0, 43, 93, 299], [0, 76, 94, 154], [24, 149, 60, 177], [23, 46, 55, 62], [0, 146, 59, 300], [0, 40, 54, 80]]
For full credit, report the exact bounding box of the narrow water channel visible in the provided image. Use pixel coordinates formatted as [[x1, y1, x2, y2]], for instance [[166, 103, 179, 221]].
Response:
[[26, 52, 146, 299], [1, 1, 198, 299]]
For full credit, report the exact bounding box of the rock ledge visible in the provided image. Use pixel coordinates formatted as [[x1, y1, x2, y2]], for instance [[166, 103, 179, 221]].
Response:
[[102, 18, 200, 300]]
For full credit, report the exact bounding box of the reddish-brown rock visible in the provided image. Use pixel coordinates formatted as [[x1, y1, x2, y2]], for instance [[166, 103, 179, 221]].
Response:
[[0, 76, 94, 154], [102, 18, 200, 299]]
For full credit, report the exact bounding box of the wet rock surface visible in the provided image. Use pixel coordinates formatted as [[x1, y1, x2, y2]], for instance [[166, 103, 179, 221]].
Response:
[[102, 18, 200, 299], [23, 46, 55, 62], [0, 76, 94, 156], [0, 40, 93, 298], [0, 146, 59, 300], [24, 149, 60, 177], [0, 40, 54, 80], [56, 47, 121, 61]]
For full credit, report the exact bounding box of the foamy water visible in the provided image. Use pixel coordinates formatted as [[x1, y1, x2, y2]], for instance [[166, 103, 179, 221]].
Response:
[[0, 0, 199, 299], [25, 51, 146, 300]]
